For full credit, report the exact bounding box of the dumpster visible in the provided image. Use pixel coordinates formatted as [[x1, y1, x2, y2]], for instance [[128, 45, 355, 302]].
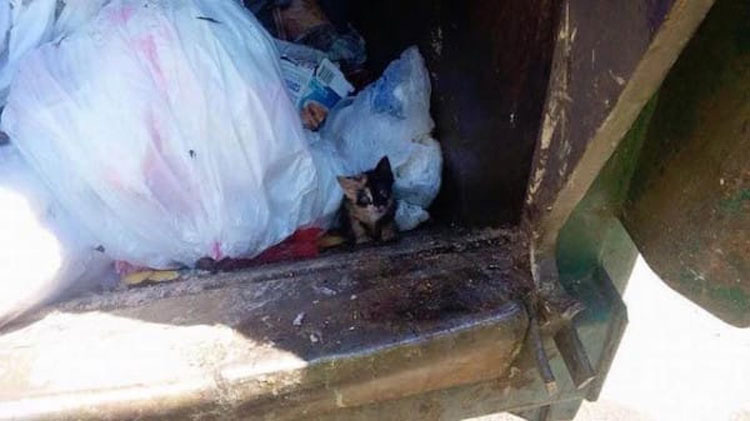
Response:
[[1, 0, 746, 419]]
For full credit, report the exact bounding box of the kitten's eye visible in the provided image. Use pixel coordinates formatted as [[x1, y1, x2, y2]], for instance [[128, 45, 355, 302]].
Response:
[[379, 189, 389, 198], [357, 191, 371, 206]]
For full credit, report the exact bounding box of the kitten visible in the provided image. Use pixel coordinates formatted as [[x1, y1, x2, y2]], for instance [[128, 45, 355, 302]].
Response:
[[337, 156, 397, 245]]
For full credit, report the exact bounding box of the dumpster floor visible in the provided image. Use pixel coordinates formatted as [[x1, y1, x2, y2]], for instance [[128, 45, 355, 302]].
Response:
[[0, 227, 531, 420]]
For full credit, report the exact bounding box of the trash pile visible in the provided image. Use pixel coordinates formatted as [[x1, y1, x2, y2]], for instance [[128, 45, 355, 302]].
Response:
[[0, 145, 114, 326], [0, 0, 442, 323]]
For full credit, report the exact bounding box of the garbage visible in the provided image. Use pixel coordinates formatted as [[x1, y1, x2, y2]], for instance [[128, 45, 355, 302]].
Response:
[[2, 0, 441, 276], [0, 145, 113, 327], [122, 270, 180, 286], [244, 0, 366, 74], [0, 0, 56, 106], [2, 0, 342, 269], [317, 233, 346, 249], [287, 20, 366, 76], [0, 0, 109, 106], [276, 40, 354, 130], [319, 47, 442, 231]]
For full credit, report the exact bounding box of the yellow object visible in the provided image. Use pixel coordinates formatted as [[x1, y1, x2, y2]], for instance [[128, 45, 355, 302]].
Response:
[[318, 234, 346, 250], [123, 270, 180, 286]]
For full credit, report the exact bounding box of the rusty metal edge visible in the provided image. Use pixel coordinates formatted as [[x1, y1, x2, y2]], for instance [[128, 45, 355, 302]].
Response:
[[0, 303, 528, 421], [520, 0, 716, 404], [530, 0, 717, 257]]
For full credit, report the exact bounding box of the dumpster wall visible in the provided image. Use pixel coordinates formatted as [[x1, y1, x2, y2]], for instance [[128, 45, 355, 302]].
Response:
[[349, 0, 560, 226]]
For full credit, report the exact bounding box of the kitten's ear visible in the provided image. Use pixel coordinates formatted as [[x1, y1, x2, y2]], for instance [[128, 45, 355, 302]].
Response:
[[337, 176, 363, 200], [375, 156, 392, 177]]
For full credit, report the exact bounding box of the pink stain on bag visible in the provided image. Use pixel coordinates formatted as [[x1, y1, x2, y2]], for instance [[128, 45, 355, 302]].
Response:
[[2, 0, 333, 270], [106, 4, 134, 25], [136, 34, 167, 92]]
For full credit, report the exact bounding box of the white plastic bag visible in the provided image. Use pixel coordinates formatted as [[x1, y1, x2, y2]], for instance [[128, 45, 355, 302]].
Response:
[[0, 0, 56, 105], [0, 0, 111, 106], [0, 1, 9, 55], [2, 0, 339, 268], [320, 47, 442, 230], [52, 0, 111, 36], [392, 134, 442, 231], [0, 145, 113, 327]]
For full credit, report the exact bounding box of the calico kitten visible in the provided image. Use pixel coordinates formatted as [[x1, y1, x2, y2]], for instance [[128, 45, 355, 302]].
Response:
[[337, 156, 397, 245]]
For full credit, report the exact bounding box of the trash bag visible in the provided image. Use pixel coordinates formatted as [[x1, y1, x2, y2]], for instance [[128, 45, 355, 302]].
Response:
[[393, 134, 443, 231], [0, 0, 110, 106], [0, 0, 56, 105], [320, 47, 442, 231], [0, 1, 9, 55], [52, 0, 112, 36], [2, 0, 340, 269], [0, 145, 113, 327]]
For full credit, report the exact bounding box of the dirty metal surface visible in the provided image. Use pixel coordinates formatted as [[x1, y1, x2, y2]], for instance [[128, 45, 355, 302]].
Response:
[[314, 264, 629, 421], [0, 229, 530, 420], [624, 0, 750, 327], [524, 0, 714, 255], [350, 0, 560, 226]]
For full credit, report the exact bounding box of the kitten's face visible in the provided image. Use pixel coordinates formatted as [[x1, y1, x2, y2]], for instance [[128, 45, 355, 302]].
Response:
[[338, 157, 395, 225]]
